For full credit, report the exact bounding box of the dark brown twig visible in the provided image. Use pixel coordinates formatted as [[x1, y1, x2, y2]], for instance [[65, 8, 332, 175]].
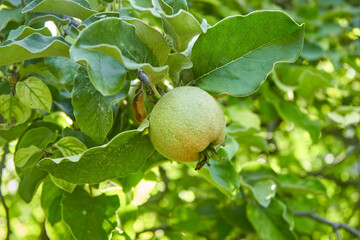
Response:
[[294, 211, 360, 239]]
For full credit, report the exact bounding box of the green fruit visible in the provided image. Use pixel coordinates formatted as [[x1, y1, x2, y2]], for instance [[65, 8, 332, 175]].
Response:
[[149, 86, 226, 162]]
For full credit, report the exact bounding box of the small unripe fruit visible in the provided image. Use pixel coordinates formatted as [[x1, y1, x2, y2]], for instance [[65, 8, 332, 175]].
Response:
[[149, 86, 226, 162]]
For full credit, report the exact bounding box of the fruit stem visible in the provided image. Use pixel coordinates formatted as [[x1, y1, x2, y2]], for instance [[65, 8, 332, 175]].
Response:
[[152, 84, 162, 99]]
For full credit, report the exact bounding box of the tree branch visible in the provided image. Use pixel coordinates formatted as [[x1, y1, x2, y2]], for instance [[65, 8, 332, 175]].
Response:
[[0, 143, 10, 240], [293, 211, 360, 239]]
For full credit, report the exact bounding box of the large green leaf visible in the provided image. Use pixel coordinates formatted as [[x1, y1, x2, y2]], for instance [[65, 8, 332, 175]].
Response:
[[61, 187, 119, 240], [70, 18, 169, 92], [0, 33, 70, 66], [162, 10, 203, 52], [16, 77, 53, 112], [22, 0, 96, 20], [191, 11, 304, 96], [37, 130, 154, 184], [72, 67, 129, 143], [0, 94, 32, 129], [8, 25, 52, 40], [247, 199, 297, 240], [71, 18, 158, 67]]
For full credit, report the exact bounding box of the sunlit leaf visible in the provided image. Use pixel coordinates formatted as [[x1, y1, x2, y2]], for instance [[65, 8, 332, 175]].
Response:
[[192, 11, 304, 96], [8, 25, 52, 40], [16, 77, 53, 112], [0, 33, 70, 66], [54, 136, 87, 157], [0, 94, 32, 129], [37, 129, 154, 183], [22, 0, 96, 20]]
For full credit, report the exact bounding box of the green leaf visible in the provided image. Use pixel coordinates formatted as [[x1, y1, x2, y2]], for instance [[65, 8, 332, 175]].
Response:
[[50, 175, 76, 193], [192, 11, 304, 96], [22, 0, 96, 20], [0, 33, 70, 66], [0, 113, 34, 141], [71, 48, 127, 96], [25, 12, 70, 26], [227, 124, 269, 152], [45, 220, 76, 240], [37, 129, 154, 184], [61, 187, 120, 240], [79, 12, 120, 29], [279, 174, 327, 195], [16, 77, 53, 112], [17, 126, 58, 149], [242, 179, 277, 208], [14, 145, 44, 169], [71, 18, 158, 67], [72, 67, 129, 143], [218, 134, 239, 160], [265, 90, 321, 142], [8, 25, 52, 40], [163, 0, 188, 14], [162, 10, 203, 52], [186, 157, 239, 199], [54, 137, 87, 157], [70, 18, 169, 92], [115, 151, 167, 192], [275, 65, 334, 100], [166, 53, 193, 85], [123, 18, 170, 66], [19, 166, 48, 203], [247, 199, 297, 240], [44, 57, 79, 89], [0, 94, 32, 129], [41, 177, 64, 225], [0, 6, 22, 32], [226, 105, 261, 130], [221, 204, 254, 232], [240, 162, 278, 182]]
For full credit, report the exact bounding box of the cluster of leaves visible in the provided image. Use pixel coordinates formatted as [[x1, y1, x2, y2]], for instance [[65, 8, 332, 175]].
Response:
[[0, 0, 359, 239]]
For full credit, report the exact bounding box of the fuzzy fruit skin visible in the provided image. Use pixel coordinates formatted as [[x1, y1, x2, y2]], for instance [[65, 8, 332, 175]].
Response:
[[149, 86, 226, 162]]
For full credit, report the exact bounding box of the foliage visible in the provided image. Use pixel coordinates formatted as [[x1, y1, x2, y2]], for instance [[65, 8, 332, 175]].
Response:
[[0, 0, 360, 239]]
